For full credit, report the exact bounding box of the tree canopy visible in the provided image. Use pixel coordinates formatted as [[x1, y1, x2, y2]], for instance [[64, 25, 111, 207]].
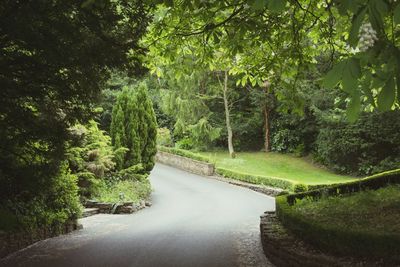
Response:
[[145, 0, 399, 120]]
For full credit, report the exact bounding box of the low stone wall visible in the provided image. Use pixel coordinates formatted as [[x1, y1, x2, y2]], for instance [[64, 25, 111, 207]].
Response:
[[0, 220, 81, 259], [85, 200, 151, 214], [156, 151, 214, 176]]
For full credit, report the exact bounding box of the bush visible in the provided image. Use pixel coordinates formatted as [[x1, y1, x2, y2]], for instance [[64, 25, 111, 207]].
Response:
[[293, 183, 308, 193], [157, 127, 173, 147], [314, 111, 400, 175], [276, 185, 400, 262], [215, 167, 295, 191], [285, 168, 400, 205], [175, 137, 195, 150], [96, 179, 152, 203], [0, 164, 82, 232], [117, 164, 147, 181]]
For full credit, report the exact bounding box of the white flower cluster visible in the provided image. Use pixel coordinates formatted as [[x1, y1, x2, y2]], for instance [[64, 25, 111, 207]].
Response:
[[358, 22, 378, 52]]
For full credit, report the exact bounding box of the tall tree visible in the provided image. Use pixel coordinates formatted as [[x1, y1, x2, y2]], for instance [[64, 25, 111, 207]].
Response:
[[110, 84, 157, 172], [0, 0, 150, 202]]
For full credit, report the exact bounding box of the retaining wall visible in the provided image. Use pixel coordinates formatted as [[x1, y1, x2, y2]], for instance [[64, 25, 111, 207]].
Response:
[[155, 151, 214, 176], [0, 220, 81, 259]]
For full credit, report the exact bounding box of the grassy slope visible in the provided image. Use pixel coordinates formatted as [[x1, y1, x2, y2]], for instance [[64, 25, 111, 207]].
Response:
[[198, 151, 355, 184]]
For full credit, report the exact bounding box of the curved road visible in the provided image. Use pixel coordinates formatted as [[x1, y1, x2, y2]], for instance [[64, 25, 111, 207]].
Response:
[[1, 164, 275, 267]]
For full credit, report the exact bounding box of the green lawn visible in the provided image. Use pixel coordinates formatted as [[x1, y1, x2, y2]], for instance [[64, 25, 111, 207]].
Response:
[[198, 151, 355, 185]]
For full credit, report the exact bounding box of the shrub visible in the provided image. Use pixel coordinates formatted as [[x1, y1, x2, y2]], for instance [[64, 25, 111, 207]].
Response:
[[0, 164, 82, 233], [314, 111, 400, 175], [117, 164, 148, 181], [157, 127, 173, 147], [96, 179, 152, 203], [276, 185, 400, 262], [175, 137, 195, 150], [285, 168, 400, 205], [293, 183, 308, 193], [215, 167, 295, 191]]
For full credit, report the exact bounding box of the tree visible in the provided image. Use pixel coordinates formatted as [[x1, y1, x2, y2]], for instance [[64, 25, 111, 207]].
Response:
[[135, 86, 158, 171], [110, 84, 157, 172], [146, 0, 400, 120], [0, 0, 150, 229]]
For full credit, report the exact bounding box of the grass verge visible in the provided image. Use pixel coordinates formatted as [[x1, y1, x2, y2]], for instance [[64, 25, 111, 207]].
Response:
[[198, 151, 355, 185]]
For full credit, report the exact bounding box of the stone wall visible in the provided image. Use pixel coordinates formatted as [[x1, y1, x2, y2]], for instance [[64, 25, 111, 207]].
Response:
[[85, 200, 151, 214], [155, 151, 215, 176], [0, 220, 81, 259]]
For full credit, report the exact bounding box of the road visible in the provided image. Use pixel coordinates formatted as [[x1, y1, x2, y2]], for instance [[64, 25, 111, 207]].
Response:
[[1, 163, 275, 267]]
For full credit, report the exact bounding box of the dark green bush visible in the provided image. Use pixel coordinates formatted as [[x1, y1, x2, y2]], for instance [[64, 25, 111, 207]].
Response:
[[276, 169, 400, 262], [293, 183, 308, 193], [285, 169, 400, 205], [276, 194, 400, 262], [314, 111, 400, 175], [117, 164, 148, 181], [215, 167, 295, 191], [1, 164, 82, 233]]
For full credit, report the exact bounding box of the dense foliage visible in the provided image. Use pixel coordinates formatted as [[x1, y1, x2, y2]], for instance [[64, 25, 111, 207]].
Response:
[[276, 173, 400, 263], [0, 0, 150, 231], [110, 84, 158, 172], [143, 0, 400, 176]]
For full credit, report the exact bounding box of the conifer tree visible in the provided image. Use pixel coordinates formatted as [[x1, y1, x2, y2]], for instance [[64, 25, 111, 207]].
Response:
[[110, 84, 157, 172], [110, 104, 126, 169], [136, 84, 158, 172]]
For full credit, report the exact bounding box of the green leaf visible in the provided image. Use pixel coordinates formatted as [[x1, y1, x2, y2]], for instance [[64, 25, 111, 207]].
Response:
[[348, 58, 361, 78], [360, 73, 375, 107], [252, 0, 267, 10], [373, 0, 388, 17], [396, 74, 400, 103], [81, 0, 95, 9], [347, 92, 361, 123], [377, 77, 395, 111], [348, 7, 366, 47], [341, 59, 360, 94], [342, 69, 358, 94], [322, 62, 344, 89], [268, 0, 286, 13], [394, 4, 400, 25], [368, 2, 384, 30]]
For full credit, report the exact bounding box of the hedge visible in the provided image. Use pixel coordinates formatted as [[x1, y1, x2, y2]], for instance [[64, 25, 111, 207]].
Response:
[[276, 195, 400, 262], [284, 169, 400, 205], [275, 169, 400, 262], [215, 167, 295, 191], [157, 146, 211, 163]]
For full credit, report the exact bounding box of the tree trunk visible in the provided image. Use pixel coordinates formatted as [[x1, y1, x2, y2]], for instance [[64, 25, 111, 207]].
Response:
[[263, 80, 271, 152], [223, 71, 235, 158], [264, 104, 270, 152]]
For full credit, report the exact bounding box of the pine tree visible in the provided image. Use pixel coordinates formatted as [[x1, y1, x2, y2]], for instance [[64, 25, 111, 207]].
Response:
[[136, 84, 158, 172], [110, 84, 157, 172]]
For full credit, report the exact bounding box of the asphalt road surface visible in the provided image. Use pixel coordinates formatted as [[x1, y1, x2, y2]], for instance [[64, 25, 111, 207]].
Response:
[[1, 163, 275, 267]]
